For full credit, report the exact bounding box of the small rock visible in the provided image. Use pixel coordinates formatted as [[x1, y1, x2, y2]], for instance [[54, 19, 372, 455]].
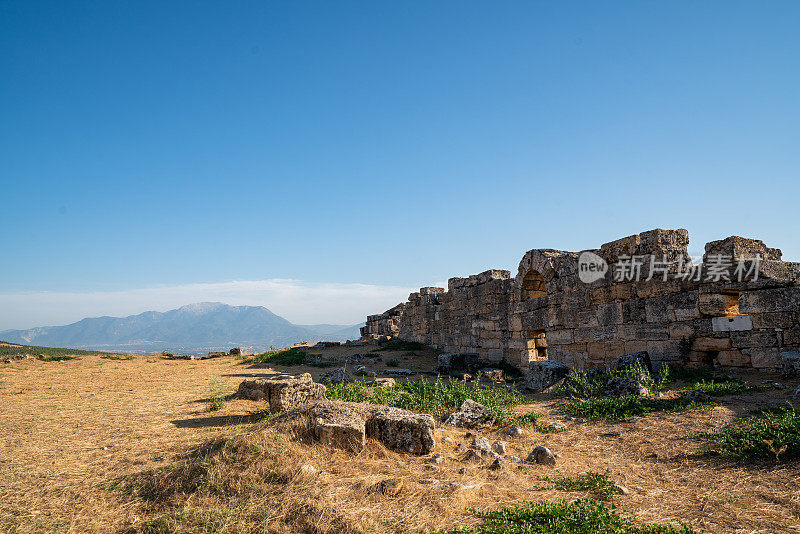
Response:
[[438, 482, 464, 491], [547, 422, 567, 432], [684, 389, 711, 402], [374, 478, 403, 496], [384, 368, 413, 376], [503, 425, 525, 438], [604, 377, 648, 397], [492, 440, 507, 455], [526, 445, 556, 466], [473, 436, 492, 453], [367, 377, 396, 388], [295, 464, 317, 481], [418, 478, 438, 485], [504, 454, 521, 463], [488, 457, 506, 470], [461, 450, 483, 463], [424, 464, 439, 471], [441, 436, 454, 444], [612, 483, 630, 495], [430, 454, 445, 464]]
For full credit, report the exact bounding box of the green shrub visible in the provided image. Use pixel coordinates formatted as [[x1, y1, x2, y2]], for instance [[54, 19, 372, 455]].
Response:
[[39, 355, 77, 362], [696, 407, 800, 461], [386, 358, 400, 367], [557, 363, 666, 399], [562, 395, 709, 420], [449, 499, 697, 533], [101, 354, 135, 361], [543, 470, 617, 500], [241, 348, 306, 366], [686, 379, 759, 397], [326, 377, 535, 423]]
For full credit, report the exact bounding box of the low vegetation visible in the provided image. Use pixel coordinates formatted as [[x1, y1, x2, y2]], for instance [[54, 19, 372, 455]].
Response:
[[696, 407, 800, 461], [100, 354, 135, 361], [556, 364, 670, 399], [543, 470, 618, 500], [0, 341, 121, 358], [562, 395, 709, 420], [240, 348, 307, 366], [685, 378, 760, 397], [326, 377, 537, 426], [450, 499, 697, 533]]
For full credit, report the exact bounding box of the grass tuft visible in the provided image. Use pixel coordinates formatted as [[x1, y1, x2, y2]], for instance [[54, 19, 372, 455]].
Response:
[[685, 379, 759, 397], [449, 499, 698, 533]]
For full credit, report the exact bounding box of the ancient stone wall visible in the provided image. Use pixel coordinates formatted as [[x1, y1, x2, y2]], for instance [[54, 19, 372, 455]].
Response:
[[361, 229, 800, 371]]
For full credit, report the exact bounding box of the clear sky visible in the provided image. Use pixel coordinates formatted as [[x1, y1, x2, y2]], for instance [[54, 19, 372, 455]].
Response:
[[1, 1, 799, 330]]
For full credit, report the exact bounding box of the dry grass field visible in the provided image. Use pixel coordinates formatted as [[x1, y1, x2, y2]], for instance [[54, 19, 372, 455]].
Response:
[[1, 347, 800, 533]]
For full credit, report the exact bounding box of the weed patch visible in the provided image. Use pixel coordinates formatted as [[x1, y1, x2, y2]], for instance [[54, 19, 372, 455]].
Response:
[[449, 499, 697, 533], [686, 379, 760, 397], [100, 354, 135, 361], [562, 395, 709, 420], [542, 470, 617, 500], [696, 407, 800, 461], [241, 348, 306, 366], [39, 355, 78, 362], [326, 377, 536, 424]]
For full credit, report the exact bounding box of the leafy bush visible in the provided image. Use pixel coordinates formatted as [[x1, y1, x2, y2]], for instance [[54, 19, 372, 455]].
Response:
[[545, 470, 617, 500], [371, 340, 427, 352], [326, 377, 536, 424], [696, 407, 800, 461], [562, 395, 709, 420], [241, 348, 306, 366], [206, 395, 226, 412], [386, 358, 400, 367], [449, 499, 697, 533]]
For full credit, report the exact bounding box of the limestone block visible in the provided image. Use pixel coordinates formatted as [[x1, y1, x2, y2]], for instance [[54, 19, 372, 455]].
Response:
[[750, 312, 796, 329], [739, 288, 800, 314], [744, 347, 781, 369], [622, 299, 647, 323], [634, 324, 670, 341], [315, 415, 366, 452], [597, 302, 623, 326], [715, 349, 750, 367], [784, 328, 800, 348], [443, 399, 495, 428], [526, 360, 570, 392], [616, 351, 652, 373], [645, 340, 682, 362], [367, 411, 435, 454], [730, 330, 779, 349], [588, 341, 625, 362], [711, 315, 753, 332], [238, 373, 327, 412], [624, 341, 649, 355], [699, 293, 740, 316], [781, 351, 800, 377], [693, 337, 732, 352]]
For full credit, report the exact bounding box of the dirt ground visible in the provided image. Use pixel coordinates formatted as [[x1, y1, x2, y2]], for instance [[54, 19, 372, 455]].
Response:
[[1, 346, 800, 533]]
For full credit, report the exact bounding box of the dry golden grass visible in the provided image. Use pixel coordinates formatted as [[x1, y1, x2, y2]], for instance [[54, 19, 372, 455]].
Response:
[[1, 350, 800, 533]]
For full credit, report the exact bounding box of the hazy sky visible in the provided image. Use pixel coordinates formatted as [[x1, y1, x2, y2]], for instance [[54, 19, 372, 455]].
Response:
[[2, 1, 799, 330]]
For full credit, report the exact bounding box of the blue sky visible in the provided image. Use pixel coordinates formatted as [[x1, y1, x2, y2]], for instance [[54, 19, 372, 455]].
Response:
[[1, 1, 799, 329]]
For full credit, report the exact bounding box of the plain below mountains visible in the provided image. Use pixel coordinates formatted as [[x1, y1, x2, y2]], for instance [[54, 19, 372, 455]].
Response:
[[0, 303, 364, 354]]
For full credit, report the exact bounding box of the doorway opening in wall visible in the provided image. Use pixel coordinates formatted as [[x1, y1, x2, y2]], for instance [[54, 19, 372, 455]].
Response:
[[526, 330, 548, 361], [521, 269, 547, 300]]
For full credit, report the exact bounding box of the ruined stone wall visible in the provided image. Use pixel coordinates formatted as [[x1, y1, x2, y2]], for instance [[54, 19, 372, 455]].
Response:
[[361, 229, 800, 371]]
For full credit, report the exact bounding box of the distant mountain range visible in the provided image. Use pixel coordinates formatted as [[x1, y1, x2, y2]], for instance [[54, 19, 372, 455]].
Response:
[[0, 302, 363, 354]]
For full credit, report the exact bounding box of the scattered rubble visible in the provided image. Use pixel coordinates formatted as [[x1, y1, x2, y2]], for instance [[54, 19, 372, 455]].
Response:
[[526, 445, 556, 466]]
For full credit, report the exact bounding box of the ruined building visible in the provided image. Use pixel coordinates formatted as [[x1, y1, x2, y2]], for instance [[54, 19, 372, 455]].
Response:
[[361, 229, 800, 371]]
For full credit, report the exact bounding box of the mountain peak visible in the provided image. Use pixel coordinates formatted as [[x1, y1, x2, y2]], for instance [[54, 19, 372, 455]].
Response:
[[176, 302, 229, 314]]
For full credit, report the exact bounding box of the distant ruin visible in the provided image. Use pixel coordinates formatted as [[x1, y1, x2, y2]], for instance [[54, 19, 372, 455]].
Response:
[[361, 229, 800, 371]]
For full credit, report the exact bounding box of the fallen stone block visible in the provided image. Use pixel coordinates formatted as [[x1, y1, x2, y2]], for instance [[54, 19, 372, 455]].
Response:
[[781, 352, 800, 377], [237, 373, 327, 412], [604, 377, 648, 397], [526, 360, 570, 392], [437, 352, 480, 374], [366, 410, 435, 454]]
